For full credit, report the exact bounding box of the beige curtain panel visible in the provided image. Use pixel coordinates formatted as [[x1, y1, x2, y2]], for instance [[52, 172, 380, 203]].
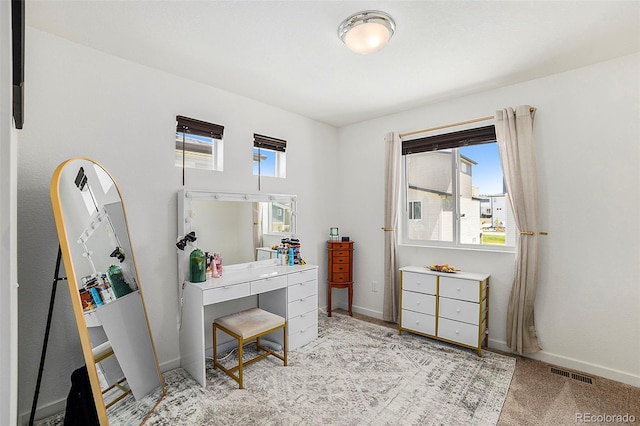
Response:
[[252, 202, 263, 260], [495, 105, 542, 354], [382, 132, 401, 323]]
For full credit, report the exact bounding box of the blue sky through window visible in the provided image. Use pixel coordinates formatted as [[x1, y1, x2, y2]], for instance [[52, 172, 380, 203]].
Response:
[[253, 148, 276, 176], [459, 143, 504, 195]]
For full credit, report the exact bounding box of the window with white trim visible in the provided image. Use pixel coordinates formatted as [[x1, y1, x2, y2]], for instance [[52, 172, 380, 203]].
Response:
[[253, 133, 286, 179], [401, 125, 515, 248]]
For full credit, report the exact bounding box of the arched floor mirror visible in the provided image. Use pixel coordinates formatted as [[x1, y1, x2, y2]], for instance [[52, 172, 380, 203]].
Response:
[[50, 157, 165, 424]]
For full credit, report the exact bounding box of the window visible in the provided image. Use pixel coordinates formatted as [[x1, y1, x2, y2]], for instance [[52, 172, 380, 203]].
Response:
[[401, 125, 515, 248], [253, 133, 286, 178], [262, 202, 292, 234], [176, 115, 224, 171], [408, 201, 422, 220]]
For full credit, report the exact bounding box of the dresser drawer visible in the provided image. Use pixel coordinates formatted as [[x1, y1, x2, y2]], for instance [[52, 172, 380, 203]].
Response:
[[439, 297, 482, 325], [288, 269, 317, 286], [439, 276, 482, 302], [401, 290, 436, 316], [251, 275, 287, 295], [203, 283, 251, 305], [329, 272, 351, 283], [401, 309, 435, 336], [331, 250, 352, 257], [328, 242, 352, 250], [331, 263, 351, 274], [438, 317, 479, 347], [288, 294, 317, 318], [288, 309, 317, 335], [331, 255, 351, 264], [289, 321, 318, 350], [402, 271, 436, 295], [288, 279, 317, 300]]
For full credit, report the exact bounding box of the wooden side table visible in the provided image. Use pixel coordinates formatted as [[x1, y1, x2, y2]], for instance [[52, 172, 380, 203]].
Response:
[[327, 241, 354, 317]]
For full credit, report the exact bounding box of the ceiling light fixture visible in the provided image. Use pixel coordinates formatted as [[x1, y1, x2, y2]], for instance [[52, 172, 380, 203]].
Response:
[[338, 10, 396, 55]]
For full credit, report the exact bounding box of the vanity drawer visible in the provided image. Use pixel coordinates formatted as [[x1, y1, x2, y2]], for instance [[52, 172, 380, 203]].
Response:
[[203, 283, 251, 305], [251, 275, 287, 295], [401, 309, 435, 336], [439, 277, 482, 302], [402, 271, 436, 295], [288, 294, 317, 318], [401, 290, 435, 316], [288, 309, 317, 335], [437, 317, 479, 347], [288, 279, 317, 301], [438, 297, 481, 325], [289, 321, 318, 351], [288, 269, 317, 286]]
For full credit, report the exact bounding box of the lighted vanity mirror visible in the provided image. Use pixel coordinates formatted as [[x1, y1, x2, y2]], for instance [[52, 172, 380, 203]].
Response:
[[177, 190, 296, 277], [51, 158, 165, 425]]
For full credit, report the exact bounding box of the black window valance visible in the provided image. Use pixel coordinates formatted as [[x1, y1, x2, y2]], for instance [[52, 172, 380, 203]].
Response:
[[176, 115, 224, 139], [253, 133, 287, 152], [402, 125, 496, 155]]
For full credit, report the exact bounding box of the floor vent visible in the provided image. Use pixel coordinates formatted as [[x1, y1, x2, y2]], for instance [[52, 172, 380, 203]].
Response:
[[550, 367, 594, 385]]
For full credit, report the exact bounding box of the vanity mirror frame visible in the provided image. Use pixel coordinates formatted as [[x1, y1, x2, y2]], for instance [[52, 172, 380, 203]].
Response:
[[177, 189, 297, 281], [50, 157, 165, 425]]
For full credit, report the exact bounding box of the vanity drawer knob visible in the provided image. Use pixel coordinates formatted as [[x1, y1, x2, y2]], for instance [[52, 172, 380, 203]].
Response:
[[456, 309, 460, 313], [455, 330, 460, 334], [456, 287, 461, 291], [415, 320, 420, 325], [416, 301, 420, 305]]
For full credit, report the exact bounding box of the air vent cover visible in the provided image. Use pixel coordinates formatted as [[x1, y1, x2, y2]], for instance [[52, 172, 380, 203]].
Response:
[[550, 367, 594, 385]]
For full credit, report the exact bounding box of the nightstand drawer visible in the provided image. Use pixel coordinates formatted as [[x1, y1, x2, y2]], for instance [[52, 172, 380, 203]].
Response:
[[401, 290, 435, 316], [402, 271, 436, 295], [439, 277, 481, 302], [439, 297, 481, 325], [438, 317, 479, 347], [401, 309, 435, 336]]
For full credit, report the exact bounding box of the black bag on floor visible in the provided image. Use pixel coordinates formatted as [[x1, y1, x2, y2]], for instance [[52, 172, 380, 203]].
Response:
[[63, 365, 99, 426]]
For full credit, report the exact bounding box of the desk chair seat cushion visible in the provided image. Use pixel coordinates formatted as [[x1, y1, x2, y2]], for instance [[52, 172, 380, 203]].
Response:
[[92, 341, 113, 361], [214, 307, 284, 339]]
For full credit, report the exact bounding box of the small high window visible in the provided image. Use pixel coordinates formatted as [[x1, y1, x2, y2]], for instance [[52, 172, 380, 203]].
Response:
[[176, 115, 224, 171], [253, 133, 286, 179]]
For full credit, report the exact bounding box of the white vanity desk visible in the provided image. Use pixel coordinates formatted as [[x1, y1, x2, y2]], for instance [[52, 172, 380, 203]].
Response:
[[179, 259, 319, 387]]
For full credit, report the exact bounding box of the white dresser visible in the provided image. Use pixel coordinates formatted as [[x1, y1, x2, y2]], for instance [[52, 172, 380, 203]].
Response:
[[399, 266, 489, 356]]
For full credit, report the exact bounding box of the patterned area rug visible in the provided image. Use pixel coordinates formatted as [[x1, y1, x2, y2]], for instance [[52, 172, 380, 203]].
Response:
[[38, 312, 515, 425]]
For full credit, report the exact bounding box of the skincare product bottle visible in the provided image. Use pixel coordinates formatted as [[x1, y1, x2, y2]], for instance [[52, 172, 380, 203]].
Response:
[[205, 252, 213, 278], [89, 287, 103, 307], [288, 248, 294, 266]]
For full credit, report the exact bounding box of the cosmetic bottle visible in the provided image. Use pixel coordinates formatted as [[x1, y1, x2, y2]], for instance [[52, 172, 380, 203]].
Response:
[[189, 248, 206, 283], [107, 264, 133, 297], [214, 253, 223, 276], [288, 248, 294, 266]]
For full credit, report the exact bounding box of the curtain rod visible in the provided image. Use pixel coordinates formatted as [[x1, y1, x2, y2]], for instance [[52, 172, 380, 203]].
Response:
[[399, 107, 536, 139]]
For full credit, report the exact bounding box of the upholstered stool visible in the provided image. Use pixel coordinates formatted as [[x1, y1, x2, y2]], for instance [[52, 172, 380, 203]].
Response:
[[213, 307, 287, 389]]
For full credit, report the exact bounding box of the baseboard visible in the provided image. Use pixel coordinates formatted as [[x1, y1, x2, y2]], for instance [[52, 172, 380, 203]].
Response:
[[323, 303, 385, 321], [159, 356, 181, 372], [18, 397, 66, 426], [487, 338, 640, 387]]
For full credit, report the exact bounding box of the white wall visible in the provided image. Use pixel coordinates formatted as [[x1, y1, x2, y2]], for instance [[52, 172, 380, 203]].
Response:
[[1, 1, 19, 424], [337, 53, 640, 386], [18, 28, 339, 420]]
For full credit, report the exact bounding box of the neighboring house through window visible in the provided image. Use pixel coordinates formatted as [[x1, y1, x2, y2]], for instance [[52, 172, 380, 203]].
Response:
[[401, 125, 515, 248]]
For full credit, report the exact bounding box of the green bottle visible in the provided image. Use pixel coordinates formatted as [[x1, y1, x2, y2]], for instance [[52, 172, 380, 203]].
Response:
[[107, 264, 133, 298], [190, 247, 206, 283]]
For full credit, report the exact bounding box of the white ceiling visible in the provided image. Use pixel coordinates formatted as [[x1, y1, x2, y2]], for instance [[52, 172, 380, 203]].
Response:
[[27, 1, 640, 128]]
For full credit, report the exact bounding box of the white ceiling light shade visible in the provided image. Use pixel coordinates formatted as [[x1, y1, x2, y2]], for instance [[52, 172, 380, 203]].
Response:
[[338, 10, 396, 54]]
